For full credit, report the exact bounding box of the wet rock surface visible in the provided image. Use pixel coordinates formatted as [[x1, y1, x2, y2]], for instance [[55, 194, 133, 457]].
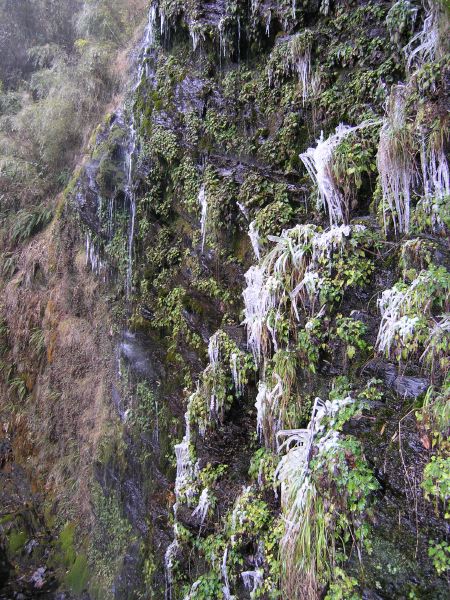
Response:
[[2, 0, 449, 598], [0, 443, 66, 599]]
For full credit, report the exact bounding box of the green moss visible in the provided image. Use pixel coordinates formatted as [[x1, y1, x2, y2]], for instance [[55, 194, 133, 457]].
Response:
[[8, 530, 27, 554], [59, 522, 77, 566], [0, 513, 12, 525], [66, 553, 89, 594]]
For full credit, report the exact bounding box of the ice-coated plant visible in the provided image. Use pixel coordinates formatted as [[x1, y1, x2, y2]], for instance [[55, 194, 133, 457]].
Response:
[[404, 0, 441, 72], [300, 122, 379, 225], [289, 30, 314, 104], [243, 223, 360, 364], [377, 84, 415, 234], [276, 395, 378, 599], [420, 314, 450, 380], [386, 0, 418, 44], [376, 267, 450, 361]]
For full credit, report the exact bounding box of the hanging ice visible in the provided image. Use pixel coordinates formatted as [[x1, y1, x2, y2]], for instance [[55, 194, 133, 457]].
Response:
[[173, 392, 199, 506], [221, 547, 233, 600], [300, 121, 378, 225], [198, 185, 208, 251], [377, 85, 414, 234], [248, 221, 261, 261], [376, 270, 438, 357], [241, 569, 264, 594], [192, 487, 211, 526], [85, 233, 104, 275], [165, 531, 180, 600], [230, 352, 244, 396], [290, 33, 312, 104], [404, 0, 440, 71], [208, 330, 220, 369], [243, 223, 354, 365]]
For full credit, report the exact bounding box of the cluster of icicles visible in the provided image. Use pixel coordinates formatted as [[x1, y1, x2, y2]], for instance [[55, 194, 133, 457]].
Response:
[[167, 221, 364, 598], [267, 31, 317, 105], [84, 4, 158, 291], [377, 0, 449, 234], [241, 207, 378, 459], [161, 1, 450, 596], [165, 331, 249, 597], [244, 223, 360, 366]]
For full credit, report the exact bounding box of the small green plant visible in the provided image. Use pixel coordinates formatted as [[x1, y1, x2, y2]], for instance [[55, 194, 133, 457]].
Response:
[[336, 315, 370, 360], [249, 447, 278, 490], [129, 381, 158, 436], [422, 455, 449, 516], [428, 540, 450, 576]]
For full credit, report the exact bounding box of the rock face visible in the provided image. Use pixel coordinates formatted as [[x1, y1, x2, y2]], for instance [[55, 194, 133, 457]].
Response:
[[1, 1, 449, 599]]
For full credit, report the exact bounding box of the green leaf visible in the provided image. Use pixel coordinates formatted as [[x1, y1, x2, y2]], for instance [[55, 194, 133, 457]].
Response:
[[347, 345, 356, 360]]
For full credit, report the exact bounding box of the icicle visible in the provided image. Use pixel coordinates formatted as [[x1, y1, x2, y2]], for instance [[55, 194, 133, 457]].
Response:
[[295, 53, 311, 105], [183, 580, 202, 600], [265, 11, 271, 37], [420, 139, 450, 202], [192, 487, 211, 526], [248, 221, 261, 261], [320, 0, 330, 15], [218, 17, 226, 60], [404, 0, 439, 71], [221, 547, 232, 600], [300, 121, 379, 225], [198, 185, 208, 251], [241, 569, 264, 594], [160, 10, 166, 37], [237, 201, 249, 220], [243, 265, 280, 362], [173, 392, 199, 507], [290, 33, 312, 104], [237, 16, 241, 62], [419, 132, 450, 231], [255, 374, 285, 447], [190, 24, 204, 52], [255, 381, 268, 442], [230, 352, 243, 395], [208, 331, 220, 369], [377, 84, 414, 234], [85, 233, 104, 275], [165, 532, 180, 600]]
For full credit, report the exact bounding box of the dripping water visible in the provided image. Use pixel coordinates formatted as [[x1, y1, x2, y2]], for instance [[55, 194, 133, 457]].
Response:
[[198, 184, 208, 251], [125, 5, 157, 296]]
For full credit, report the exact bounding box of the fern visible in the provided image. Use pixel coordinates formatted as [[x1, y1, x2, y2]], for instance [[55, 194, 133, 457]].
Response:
[[8, 377, 28, 401], [1, 253, 17, 278], [10, 204, 53, 244], [30, 327, 46, 358], [0, 360, 13, 381]]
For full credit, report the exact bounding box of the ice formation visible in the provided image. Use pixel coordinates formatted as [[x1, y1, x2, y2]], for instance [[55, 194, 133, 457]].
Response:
[[300, 122, 378, 225]]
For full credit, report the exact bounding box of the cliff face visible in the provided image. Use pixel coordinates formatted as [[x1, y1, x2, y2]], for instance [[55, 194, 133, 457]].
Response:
[[1, 1, 449, 599]]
